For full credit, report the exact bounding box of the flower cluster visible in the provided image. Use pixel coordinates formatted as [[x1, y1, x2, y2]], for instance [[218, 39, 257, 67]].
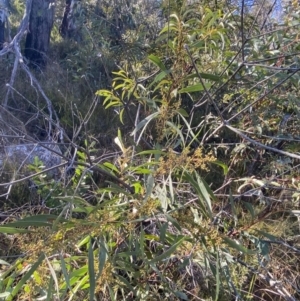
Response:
[[156, 147, 216, 175]]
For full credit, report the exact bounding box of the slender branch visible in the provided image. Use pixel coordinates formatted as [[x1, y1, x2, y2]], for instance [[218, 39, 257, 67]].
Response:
[[192, 58, 244, 111], [222, 72, 278, 114], [0, 158, 134, 193], [248, 23, 300, 40], [184, 44, 225, 123], [226, 68, 299, 123], [202, 124, 223, 144], [221, 69, 279, 114], [260, 0, 277, 31], [244, 62, 300, 71], [226, 124, 300, 161], [0, 162, 68, 187], [73, 161, 134, 193], [248, 52, 300, 64], [3, 0, 33, 107], [241, 0, 245, 61], [247, 0, 265, 35]]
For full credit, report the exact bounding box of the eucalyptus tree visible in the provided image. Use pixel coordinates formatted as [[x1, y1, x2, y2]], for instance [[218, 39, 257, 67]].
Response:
[[24, 0, 56, 68], [0, 0, 10, 49]]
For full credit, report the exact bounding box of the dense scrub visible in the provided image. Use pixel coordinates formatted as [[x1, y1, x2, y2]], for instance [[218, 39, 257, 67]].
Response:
[[0, 0, 300, 300]]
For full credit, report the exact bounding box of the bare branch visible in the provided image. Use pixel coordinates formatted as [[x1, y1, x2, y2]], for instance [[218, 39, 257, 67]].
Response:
[[226, 124, 300, 161]]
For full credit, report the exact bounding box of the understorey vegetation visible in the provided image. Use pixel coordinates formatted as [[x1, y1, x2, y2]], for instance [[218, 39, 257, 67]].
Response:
[[0, 0, 300, 300]]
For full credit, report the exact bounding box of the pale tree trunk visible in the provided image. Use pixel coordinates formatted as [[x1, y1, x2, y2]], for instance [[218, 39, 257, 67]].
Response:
[[59, 0, 84, 41], [24, 0, 55, 68], [0, 0, 10, 50], [59, 0, 72, 38], [0, 17, 5, 49]]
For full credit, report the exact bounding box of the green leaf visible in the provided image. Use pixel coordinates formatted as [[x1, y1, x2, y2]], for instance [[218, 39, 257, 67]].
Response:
[[88, 237, 96, 301], [144, 174, 155, 201], [103, 162, 120, 174], [70, 275, 89, 297], [148, 54, 167, 71], [0, 227, 30, 234], [165, 214, 181, 232], [149, 236, 185, 264], [60, 254, 71, 292], [183, 172, 210, 219], [56, 196, 91, 209], [131, 112, 160, 145], [119, 108, 125, 124], [139, 228, 145, 260], [99, 183, 130, 195], [69, 266, 88, 278], [132, 182, 143, 194], [179, 84, 205, 93], [46, 277, 54, 301], [108, 285, 116, 301], [168, 174, 175, 204], [159, 21, 178, 35], [178, 113, 200, 146], [0, 259, 10, 265], [105, 100, 122, 109], [195, 173, 214, 218], [186, 72, 221, 82], [45, 256, 59, 297], [244, 202, 255, 219], [185, 172, 216, 220], [114, 273, 135, 291], [7, 253, 45, 301], [166, 121, 185, 143], [1, 221, 52, 228], [212, 160, 229, 175], [97, 164, 117, 176], [215, 252, 220, 301], [229, 192, 237, 221], [16, 214, 60, 222], [257, 240, 270, 259], [191, 40, 205, 48], [137, 150, 166, 156], [159, 223, 168, 245], [155, 184, 169, 212], [174, 291, 188, 300], [153, 70, 169, 83], [222, 237, 256, 255], [254, 229, 278, 242], [177, 108, 189, 117], [98, 238, 107, 278]]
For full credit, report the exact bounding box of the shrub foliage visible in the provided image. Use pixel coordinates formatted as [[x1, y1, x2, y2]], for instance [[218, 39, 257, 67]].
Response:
[[0, 0, 300, 300]]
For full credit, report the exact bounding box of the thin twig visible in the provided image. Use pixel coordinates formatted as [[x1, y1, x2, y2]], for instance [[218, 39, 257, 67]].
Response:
[[0, 162, 68, 187], [3, 0, 33, 107], [247, 52, 300, 64], [184, 44, 225, 123], [244, 62, 300, 71], [226, 68, 299, 123], [241, 0, 245, 61], [226, 124, 300, 161]]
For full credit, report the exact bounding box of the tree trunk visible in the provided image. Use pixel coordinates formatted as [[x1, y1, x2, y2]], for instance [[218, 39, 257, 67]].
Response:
[[0, 18, 5, 50], [59, 0, 84, 42], [0, 0, 10, 50], [59, 0, 72, 38], [24, 0, 55, 68]]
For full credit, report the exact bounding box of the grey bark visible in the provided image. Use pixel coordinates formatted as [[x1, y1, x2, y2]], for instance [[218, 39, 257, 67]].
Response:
[[24, 0, 55, 68], [0, 18, 4, 49], [59, 0, 84, 42], [0, 0, 10, 50], [59, 0, 72, 38]]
